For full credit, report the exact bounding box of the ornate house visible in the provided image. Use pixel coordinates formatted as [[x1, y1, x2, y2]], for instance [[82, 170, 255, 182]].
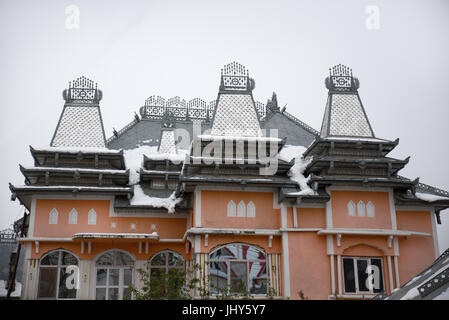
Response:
[[9, 62, 449, 300]]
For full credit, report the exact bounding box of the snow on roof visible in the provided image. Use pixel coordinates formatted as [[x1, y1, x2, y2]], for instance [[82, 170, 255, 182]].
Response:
[[130, 185, 183, 213], [287, 156, 315, 196], [10, 184, 132, 192], [198, 135, 282, 143], [22, 166, 127, 175], [415, 192, 449, 202], [73, 232, 159, 239], [277, 145, 307, 163], [33, 145, 122, 154], [123, 146, 158, 184]]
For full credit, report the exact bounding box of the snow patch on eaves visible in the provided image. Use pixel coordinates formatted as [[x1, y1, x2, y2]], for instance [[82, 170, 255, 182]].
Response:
[[287, 156, 315, 196], [130, 185, 183, 214]]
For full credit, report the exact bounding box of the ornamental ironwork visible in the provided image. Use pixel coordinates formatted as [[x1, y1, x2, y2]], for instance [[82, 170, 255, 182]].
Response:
[[325, 64, 360, 92], [63, 76, 102, 104], [220, 61, 255, 92]]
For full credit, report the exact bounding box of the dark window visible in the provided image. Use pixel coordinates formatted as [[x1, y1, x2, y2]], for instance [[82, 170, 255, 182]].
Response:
[[342, 257, 384, 294]]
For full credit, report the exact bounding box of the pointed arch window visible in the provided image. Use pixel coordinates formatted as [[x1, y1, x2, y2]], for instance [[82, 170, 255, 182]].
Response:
[[347, 201, 356, 216], [227, 200, 236, 217], [68, 209, 78, 225], [88, 209, 97, 225], [49, 208, 58, 225], [366, 201, 375, 217], [247, 201, 256, 218], [237, 200, 246, 217], [357, 201, 365, 217]]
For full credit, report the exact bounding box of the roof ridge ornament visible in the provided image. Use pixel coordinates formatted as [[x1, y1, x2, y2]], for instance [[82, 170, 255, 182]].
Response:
[[161, 109, 176, 129], [220, 61, 255, 92], [325, 64, 360, 92], [63, 76, 102, 104]]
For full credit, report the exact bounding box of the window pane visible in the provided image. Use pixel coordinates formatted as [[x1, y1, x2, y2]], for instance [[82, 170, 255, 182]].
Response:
[[122, 287, 131, 300], [167, 252, 184, 267], [61, 252, 78, 266], [248, 262, 267, 294], [41, 252, 60, 266], [58, 267, 77, 299], [151, 253, 166, 266], [357, 259, 369, 292], [230, 261, 247, 293], [97, 252, 114, 266], [210, 245, 237, 260], [109, 269, 119, 286], [96, 288, 106, 300], [209, 261, 228, 294], [245, 245, 266, 260], [116, 252, 134, 266], [37, 268, 58, 298], [124, 269, 133, 285], [370, 259, 384, 293], [343, 258, 356, 293], [96, 269, 107, 286], [108, 288, 119, 300]]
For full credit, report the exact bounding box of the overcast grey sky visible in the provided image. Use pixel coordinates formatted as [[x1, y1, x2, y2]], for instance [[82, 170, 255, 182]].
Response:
[[0, 0, 448, 252]]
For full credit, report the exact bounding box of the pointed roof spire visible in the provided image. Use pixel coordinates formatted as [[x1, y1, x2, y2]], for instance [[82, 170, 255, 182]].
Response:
[[51, 76, 106, 148], [158, 110, 178, 154], [320, 65, 375, 139], [211, 62, 262, 136]]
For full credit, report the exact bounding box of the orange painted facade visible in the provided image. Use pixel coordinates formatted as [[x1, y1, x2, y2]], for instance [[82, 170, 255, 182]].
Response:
[[19, 186, 439, 300]]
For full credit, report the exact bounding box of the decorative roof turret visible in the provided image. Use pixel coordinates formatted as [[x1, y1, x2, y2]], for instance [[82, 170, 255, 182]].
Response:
[[211, 62, 262, 136], [320, 64, 374, 139], [158, 110, 178, 154], [51, 76, 106, 148]]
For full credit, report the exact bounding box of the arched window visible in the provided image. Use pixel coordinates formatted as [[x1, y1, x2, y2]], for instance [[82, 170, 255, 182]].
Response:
[[227, 200, 236, 217], [367, 201, 375, 217], [237, 200, 246, 217], [37, 250, 79, 299], [357, 201, 365, 217], [347, 201, 356, 216], [88, 209, 97, 225], [247, 201, 256, 218], [95, 250, 134, 300], [209, 243, 267, 295], [150, 250, 185, 277], [68, 209, 78, 225], [49, 208, 58, 224]]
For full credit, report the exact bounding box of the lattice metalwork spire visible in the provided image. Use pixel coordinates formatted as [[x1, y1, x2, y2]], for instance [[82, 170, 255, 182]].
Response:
[[320, 65, 374, 138], [212, 62, 262, 136], [63, 76, 102, 104], [220, 61, 255, 92], [52, 76, 106, 147]]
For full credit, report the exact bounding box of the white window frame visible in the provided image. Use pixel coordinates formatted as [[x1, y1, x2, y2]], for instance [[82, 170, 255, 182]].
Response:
[[237, 200, 246, 217], [37, 250, 79, 300], [347, 200, 356, 216], [342, 256, 384, 295], [68, 208, 78, 224], [94, 250, 134, 300], [227, 200, 236, 217], [49, 208, 58, 224], [88, 208, 97, 225], [366, 201, 375, 217], [247, 201, 256, 218], [357, 201, 365, 217]]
